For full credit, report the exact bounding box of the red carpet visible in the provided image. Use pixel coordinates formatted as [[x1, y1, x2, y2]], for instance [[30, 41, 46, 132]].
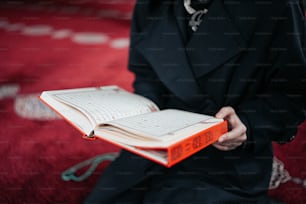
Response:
[[0, 1, 134, 203], [0, 1, 305, 203]]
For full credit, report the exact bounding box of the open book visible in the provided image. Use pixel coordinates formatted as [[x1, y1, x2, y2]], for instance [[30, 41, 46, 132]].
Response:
[[39, 85, 228, 167]]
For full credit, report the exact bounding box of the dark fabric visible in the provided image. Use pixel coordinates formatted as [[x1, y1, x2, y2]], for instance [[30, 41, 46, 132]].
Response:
[[184, 0, 214, 40], [84, 151, 157, 203], [85, 0, 306, 203]]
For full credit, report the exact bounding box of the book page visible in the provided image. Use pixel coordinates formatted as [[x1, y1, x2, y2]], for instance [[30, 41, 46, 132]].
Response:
[[98, 109, 223, 145], [49, 86, 159, 126], [40, 90, 94, 135], [103, 137, 168, 165]]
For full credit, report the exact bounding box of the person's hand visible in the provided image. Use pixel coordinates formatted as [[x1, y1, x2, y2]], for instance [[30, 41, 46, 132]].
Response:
[[212, 106, 247, 151]]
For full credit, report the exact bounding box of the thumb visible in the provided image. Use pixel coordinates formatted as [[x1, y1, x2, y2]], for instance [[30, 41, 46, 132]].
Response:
[[215, 106, 235, 119]]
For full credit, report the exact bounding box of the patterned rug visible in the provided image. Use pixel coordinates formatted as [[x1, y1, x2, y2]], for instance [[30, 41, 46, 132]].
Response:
[[0, 1, 305, 203], [0, 1, 133, 203]]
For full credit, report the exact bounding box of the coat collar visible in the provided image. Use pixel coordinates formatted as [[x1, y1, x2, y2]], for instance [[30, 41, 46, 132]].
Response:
[[184, 0, 246, 77], [135, 0, 246, 107]]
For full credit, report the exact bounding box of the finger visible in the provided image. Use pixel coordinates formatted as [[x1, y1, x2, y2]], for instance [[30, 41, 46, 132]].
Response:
[[218, 126, 246, 143], [215, 106, 247, 145], [215, 107, 240, 132], [214, 141, 244, 148], [213, 143, 238, 151], [215, 106, 235, 119], [218, 114, 246, 142]]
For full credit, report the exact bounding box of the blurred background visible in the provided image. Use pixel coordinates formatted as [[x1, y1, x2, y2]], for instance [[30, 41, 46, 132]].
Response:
[[0, 0, 305, 203]]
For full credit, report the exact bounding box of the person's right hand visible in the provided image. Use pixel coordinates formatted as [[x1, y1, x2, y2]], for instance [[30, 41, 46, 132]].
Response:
[[213, 106, 247, 151]]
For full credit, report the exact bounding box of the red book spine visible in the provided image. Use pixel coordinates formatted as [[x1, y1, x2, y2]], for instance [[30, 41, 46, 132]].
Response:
[[167, 120, 228, 167]]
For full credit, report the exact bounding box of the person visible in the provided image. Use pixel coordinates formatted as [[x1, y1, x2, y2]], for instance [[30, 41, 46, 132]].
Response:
[[85, 0, 306, 203]]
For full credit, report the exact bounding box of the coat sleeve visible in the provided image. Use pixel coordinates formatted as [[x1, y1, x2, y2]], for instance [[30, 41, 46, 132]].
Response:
[[128, 0, 168, 109], [237, 1, 306, 152]]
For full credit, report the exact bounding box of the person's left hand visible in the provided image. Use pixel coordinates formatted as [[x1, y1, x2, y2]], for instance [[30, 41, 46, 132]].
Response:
[[212, 106, 247, 151]]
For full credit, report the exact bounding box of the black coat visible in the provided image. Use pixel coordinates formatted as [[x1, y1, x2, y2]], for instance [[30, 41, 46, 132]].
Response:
[[85, 0, 306, 203]]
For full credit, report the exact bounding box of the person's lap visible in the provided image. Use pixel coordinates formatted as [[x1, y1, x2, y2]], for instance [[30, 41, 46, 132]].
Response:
[[111, 176, 270, 204], [84, 150, 272, 204]]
